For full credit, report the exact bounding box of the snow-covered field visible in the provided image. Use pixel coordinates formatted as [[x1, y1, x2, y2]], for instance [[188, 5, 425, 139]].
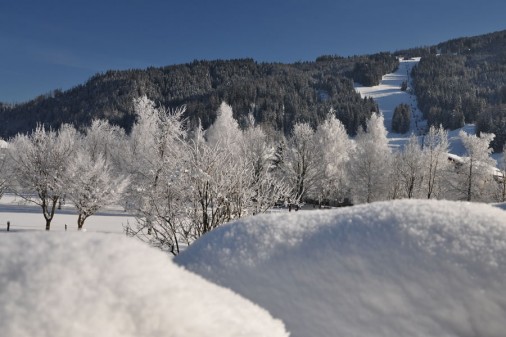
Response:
[[0, 193, 132, 233], [176, 200, 506, 337]]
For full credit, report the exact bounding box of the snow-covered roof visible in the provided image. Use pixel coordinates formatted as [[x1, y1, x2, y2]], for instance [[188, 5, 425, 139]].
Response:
[[0, 233, 288, 337], [177, 199, 506, 337]]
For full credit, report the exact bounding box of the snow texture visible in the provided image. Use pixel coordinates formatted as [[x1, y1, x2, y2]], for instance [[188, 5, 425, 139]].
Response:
[[177, 200, 506, 337], [0, 233, 288, 337]]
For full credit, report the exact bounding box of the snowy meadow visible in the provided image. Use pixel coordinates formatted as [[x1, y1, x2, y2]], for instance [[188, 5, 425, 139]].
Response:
[[1, 59, 506, 336]]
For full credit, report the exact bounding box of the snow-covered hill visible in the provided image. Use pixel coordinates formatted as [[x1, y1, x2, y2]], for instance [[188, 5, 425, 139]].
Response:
[[176, 200, 506, 337]]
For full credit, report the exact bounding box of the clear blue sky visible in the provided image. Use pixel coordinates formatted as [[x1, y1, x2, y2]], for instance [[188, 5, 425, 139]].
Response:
[[1, 0, 505, 103]]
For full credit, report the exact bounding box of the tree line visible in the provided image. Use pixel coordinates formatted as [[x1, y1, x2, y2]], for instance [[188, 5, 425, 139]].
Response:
[[1, 98, 504, 254]]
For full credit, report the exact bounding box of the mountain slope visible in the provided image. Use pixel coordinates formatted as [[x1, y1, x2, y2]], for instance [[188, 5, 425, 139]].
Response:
[[0, 54, 397, 139], [405, 30, 506, 151]]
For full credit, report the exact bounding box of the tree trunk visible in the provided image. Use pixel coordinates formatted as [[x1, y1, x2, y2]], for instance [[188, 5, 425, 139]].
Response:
[[77, 213, 86, 231], [45, 219, 51, 231], [467, 160, 473, 201]]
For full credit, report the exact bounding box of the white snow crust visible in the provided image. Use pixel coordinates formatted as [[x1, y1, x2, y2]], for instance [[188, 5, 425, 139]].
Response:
[[0, 233, 288, 337], [176, 200, 506, 337]]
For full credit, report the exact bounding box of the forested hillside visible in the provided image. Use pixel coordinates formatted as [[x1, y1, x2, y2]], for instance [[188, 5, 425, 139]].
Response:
[[406, 29, 506, 151], [0, 53, 397, 139]]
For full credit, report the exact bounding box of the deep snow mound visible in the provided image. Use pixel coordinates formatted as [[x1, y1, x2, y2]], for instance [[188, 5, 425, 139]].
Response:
[[176, 200, 506, 337], [0, 233, 288, 337]]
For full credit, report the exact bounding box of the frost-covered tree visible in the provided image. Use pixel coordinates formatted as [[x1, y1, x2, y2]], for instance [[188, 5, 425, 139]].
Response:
[[348, 113, 392, 203], [241, 124, 292, 214], [65, 149, 129, 230], [83, 119, 126, 166], [457, 131, 496, 201], [313, 112, 350, 205], [9, 124, 77, 230], [0, 139, 10, 199], [421, 125, 450, 199], [206, 101, 243, 153], [201, 101, 250, 220], [125, 96, 189, 254], [185, 109, 286, 236], [284, 122, 323, 202], [184, 124, 241, 238], [397, 134, 424, 198], [65, 122, 129, 230]]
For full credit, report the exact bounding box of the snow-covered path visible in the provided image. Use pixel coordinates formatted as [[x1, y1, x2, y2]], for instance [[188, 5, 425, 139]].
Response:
[[355, 58, 426, 149]]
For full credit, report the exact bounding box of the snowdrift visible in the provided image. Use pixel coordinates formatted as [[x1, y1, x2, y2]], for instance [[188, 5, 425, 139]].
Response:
[[176, 200, 506, 337], [0, 233, 288, 337]]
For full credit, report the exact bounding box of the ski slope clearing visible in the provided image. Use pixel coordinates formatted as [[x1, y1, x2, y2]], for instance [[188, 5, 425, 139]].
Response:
[[356, 58, 425, 148], [354, 59, 503, 166], [177, 200, 506, 337], [0, 233, 288, 337]]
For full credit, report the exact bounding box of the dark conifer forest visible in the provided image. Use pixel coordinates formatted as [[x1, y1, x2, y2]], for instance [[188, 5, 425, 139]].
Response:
[[404, 30, 506, 151]]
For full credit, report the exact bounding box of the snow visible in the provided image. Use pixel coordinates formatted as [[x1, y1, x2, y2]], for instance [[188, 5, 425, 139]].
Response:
[[176, 199, 506, 337], [0, 232, 288, 337], [0, 193, 132, 233]]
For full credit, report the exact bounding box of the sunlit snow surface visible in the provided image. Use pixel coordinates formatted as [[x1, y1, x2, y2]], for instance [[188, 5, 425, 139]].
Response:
[[177, 200, 506, 337], [0, 233, 288, 337]]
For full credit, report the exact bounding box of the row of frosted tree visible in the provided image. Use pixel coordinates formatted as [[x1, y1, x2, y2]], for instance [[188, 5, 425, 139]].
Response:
[[0, 97, 504, 254]]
